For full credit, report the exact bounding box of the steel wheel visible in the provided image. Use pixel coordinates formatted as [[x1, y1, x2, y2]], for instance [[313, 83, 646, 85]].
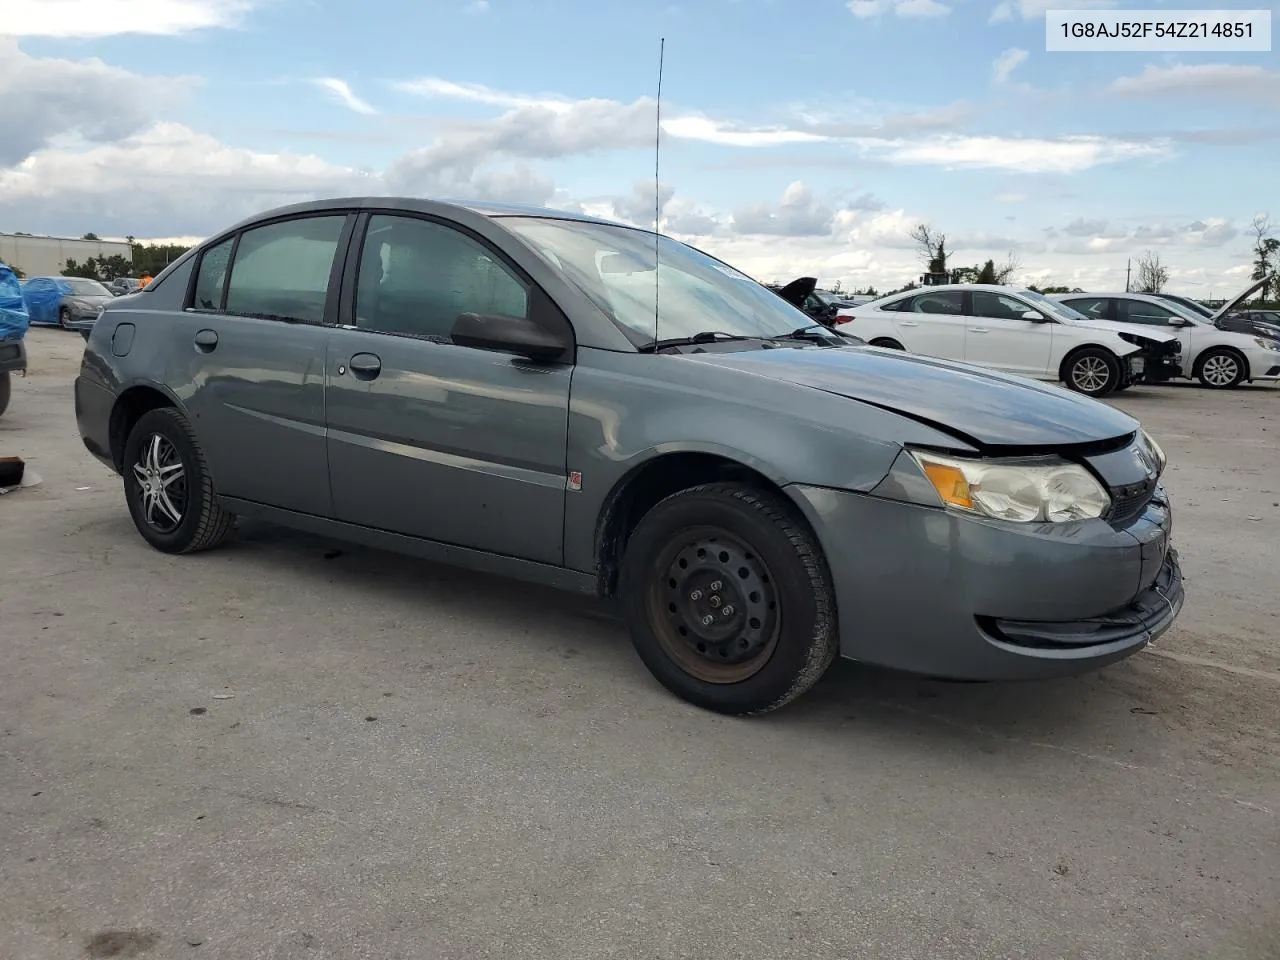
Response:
[[646, 527, 781, 684], [1070, 355, 1111, 393], [129, 432, 188, 534], [1198, 350, 1244, 388]]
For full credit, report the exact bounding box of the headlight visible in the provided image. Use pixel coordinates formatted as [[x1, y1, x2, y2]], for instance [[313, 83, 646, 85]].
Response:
[[1140, 428, 1166, 475], [1254, 337, 1280, 351], [909, 450, 1111, 523]]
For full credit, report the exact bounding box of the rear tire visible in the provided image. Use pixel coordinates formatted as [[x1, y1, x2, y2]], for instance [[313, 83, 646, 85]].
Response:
[[619, 482, 838, 716], [869, 338, 905, 350], [0, 371, 9, 418], [1063, 347, 1122, 398], [1195, 348, 1246, 389], [122, 407, 234, 554]]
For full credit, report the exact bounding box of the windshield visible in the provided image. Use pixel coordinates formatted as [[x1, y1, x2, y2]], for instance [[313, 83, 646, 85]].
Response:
[[65, 279, 110, 297], [1019, 289, 1090, 322], [1157, 293, 1213, 318], [501, 217, 811, 344]]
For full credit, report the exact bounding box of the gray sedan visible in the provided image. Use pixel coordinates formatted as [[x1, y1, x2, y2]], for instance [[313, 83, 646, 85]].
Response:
[[74, 198, 1184, 715]]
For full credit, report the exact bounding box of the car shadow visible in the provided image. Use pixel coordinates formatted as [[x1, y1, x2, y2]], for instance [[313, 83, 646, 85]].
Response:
[[224, 519, 1131, 754]]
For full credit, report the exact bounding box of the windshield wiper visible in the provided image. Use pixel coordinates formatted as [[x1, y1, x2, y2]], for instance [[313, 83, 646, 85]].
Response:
[[776, 323, 855, 344], [641, 331, 760, 352]]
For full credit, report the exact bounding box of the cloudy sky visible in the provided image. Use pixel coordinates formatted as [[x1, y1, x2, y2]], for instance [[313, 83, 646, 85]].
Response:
[[1, 0, 1276, 293]]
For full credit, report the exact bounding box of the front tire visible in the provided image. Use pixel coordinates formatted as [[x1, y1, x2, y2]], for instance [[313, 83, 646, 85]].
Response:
[[1195, 348, 1246, 389], [58, 306, 72, 330], [1063, 347, 1122, 398], [620, 482, 838, 716], [122, 407, 234, 554]]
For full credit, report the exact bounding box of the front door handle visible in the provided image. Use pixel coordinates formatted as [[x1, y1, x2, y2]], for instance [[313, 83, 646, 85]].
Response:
[[899, 320, 918, 327], [194, 329, 218, 352], [348, 352, 382, 381], [970, 327, 989, 333]]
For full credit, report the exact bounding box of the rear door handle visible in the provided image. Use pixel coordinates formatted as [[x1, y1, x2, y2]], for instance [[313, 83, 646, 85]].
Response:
[[194, 329, 218, 352], [348, 352, 382, 381], [899, 320, 918, 327], [970, 327, 989, 333]]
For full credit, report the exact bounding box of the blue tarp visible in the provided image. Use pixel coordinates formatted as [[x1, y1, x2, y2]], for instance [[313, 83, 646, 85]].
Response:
[[20, 276, 72, 326], [0, 263, 29, 341]]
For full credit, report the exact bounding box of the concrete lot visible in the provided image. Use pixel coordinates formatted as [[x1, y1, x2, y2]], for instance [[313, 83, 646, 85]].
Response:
[[2, 327, 1277, 960]]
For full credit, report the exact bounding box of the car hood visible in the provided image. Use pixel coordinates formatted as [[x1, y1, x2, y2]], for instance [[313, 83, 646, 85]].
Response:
[[1211, 277, 1270, 323], [1061, 316, 1180, 342], [683, 345, 1138, 449]]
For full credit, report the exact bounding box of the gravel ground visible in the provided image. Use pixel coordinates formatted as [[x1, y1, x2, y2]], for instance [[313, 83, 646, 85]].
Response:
[[2, 327, 1277, 960]]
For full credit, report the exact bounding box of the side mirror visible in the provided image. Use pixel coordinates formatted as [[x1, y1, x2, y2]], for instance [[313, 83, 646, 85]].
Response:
[[451, 312, 568, 362], [1021, 310, 1045, 322], [1167, 316, 1190, 327]]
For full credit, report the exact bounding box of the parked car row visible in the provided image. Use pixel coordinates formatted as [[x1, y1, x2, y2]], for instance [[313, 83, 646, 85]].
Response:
[[828, 279, 1279, 397], [74, 196, 1185, 715], [21, 276, 113, 333]]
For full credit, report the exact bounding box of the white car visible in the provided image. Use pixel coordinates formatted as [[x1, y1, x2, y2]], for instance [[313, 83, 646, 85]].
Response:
[[832, 284, 1181, 398], [1053, 279, 1280, 389]]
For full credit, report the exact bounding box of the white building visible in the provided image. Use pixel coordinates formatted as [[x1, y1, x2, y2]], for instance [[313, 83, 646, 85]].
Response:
[[0, 233, 134, 278]]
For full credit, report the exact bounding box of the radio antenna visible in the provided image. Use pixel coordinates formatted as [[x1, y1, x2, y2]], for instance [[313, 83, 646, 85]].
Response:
[[653, 37, 665, 348]]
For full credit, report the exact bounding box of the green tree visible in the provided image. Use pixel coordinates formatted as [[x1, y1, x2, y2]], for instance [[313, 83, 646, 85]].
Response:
[[81, 232, 101, 241], [1249, 215, 1278, 300], [1134, 250, 1169, 294], [61, 257, 102, 279]]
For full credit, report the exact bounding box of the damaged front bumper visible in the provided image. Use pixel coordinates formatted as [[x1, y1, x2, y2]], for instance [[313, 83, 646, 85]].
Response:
[[1124, 338, 1182, 385]]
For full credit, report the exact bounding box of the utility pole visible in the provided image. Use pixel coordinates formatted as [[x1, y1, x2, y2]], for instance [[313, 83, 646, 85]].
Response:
[[1125, 259, 1131, 293]]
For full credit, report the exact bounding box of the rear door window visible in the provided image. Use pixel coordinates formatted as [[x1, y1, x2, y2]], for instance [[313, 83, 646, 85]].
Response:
[[1119, 299, 1179, 325], [1061, 297, 1110, 320], [223, 216, 346, 324], [910, 291, 965, 316]]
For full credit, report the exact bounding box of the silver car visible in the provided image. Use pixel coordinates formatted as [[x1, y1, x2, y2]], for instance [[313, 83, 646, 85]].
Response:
[[74, 198, 1184, 715]]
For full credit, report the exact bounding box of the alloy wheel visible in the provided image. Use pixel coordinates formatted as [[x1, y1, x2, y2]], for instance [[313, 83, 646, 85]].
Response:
[[1201, 353, 1240, 387], [130, 433, 188, 534], [1071, 355, 1111, 393]]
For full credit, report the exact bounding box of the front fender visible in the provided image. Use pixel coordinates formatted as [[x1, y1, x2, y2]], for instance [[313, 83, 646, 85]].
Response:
[[561, 348, 973, 575]]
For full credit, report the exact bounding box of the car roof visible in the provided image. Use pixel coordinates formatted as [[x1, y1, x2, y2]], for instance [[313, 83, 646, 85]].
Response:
[[878, 284, 1036, 296], [1057, 292, 1164, 300], [223, 196, 631, 231]]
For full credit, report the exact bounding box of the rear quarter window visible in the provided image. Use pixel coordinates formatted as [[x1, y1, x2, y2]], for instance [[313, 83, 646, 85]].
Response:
[[222, 216, 347, 324]]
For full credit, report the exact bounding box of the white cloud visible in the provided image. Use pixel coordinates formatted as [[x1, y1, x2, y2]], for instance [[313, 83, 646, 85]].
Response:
[[856, 134, 1170, 173], [732, 181, 838, 237], [2, 0, 254, 37], [994, 192, 1027, 203], [661, 116, 827, 147], [392, 77, 569, 113], [849, 0, 951, 17], [0, 38, 187, 166], [992, 48, 1028, 85], [0, 122, 378, 236], [396, 78, 828, 148], [465, 0, 490, 12], [1110, 64, 1280, 102], [990, 0, 1112, 22], [312, 78, 378, 116]]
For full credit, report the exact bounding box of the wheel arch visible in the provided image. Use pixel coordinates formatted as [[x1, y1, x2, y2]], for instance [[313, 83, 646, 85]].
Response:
[[1194, 344, 1250, 382], [109, 381, 187, 473], [1057, 342, 1125, 385], [593, 448, 816, 598]]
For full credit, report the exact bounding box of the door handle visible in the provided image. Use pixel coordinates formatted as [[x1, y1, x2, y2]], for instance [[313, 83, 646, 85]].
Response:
[[348, 352, 382, 381], [899, 320, 918, 327], [193, 329, 218, 352], [970, 327, 989, 333]]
